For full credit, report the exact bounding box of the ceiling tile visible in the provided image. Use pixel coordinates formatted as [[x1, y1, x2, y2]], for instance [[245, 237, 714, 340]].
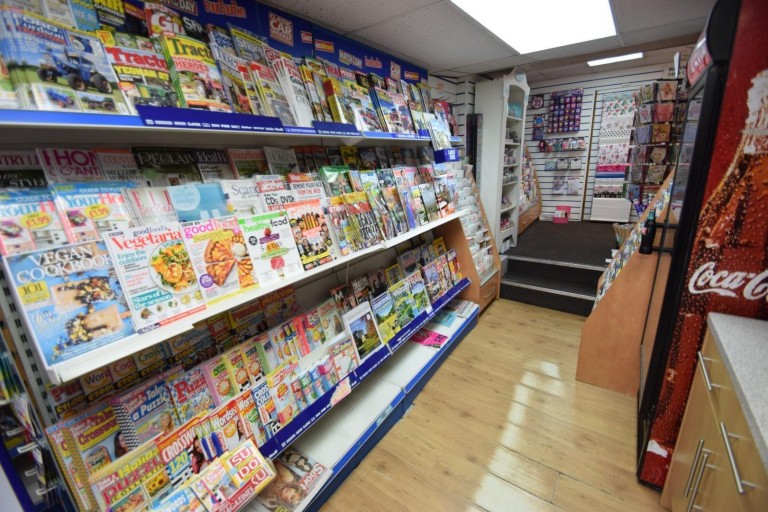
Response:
[[261, 0, 442, 34], [611, 0, 715, 33], [619, 19, 707, 45], [349, 2, 515, 71]]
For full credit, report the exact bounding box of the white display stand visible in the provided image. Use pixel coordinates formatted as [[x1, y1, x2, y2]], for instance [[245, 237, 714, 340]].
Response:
[[474, 69, 530, 249]]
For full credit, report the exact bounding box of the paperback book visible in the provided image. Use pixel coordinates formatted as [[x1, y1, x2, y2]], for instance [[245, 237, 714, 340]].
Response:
[[180, 216, 256, 304], [168, 182, 230, 222], [342, 301, 384, 362], [105, 224, 205, 333], [0, 187, 69, 256], [53, 182, 133, 243], [2, 240, 134, 368]]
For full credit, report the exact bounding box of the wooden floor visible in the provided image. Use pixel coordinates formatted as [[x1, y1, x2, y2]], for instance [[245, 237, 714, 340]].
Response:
[[320, 299, 666, 512]]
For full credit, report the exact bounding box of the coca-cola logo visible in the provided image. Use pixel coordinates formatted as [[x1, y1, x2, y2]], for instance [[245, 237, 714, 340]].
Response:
[[689, 262, 768, 300]]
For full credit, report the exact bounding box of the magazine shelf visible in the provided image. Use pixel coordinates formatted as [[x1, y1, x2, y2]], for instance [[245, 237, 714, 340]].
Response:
[[293, 308, 478, 510], [258, 278, 469, 459], [39, 212, 462, 385]]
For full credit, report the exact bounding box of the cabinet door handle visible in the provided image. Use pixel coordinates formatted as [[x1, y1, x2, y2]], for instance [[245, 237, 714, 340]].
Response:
[[697, 351, 718, 392], [482, 286, 497, 299], [684, 438, 705, 498], [720, 422, 746, 494], [686, 452, 709, 512]]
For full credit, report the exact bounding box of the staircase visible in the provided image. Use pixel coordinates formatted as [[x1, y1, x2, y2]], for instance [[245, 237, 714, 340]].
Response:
[[500, 256, 604, 316], [498, 220, 614, 317]]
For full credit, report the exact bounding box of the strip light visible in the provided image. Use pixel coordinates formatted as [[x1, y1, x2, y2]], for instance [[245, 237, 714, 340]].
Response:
[[587, 52, 644, 66]]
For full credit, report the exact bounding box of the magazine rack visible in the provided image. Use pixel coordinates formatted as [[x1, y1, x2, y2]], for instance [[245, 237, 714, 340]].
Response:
[[577, 172, 675, 395]]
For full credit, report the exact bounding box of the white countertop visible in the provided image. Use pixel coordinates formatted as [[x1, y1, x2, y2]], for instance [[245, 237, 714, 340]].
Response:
[[708, 313, 768, 470]]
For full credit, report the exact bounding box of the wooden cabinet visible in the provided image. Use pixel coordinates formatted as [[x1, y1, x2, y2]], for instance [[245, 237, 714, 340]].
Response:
[[661, 324, 768, 511]]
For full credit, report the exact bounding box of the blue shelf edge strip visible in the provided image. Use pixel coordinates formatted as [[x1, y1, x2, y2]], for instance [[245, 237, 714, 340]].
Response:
[[136, 106, 286, 133], [259, 278, 470, 459], [434, 148, 461, 163], [307, 309, 479, 512]]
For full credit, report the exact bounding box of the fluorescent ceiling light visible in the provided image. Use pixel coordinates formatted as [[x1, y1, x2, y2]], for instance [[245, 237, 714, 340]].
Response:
[[450, 0, 616, 54], [588, 52, 644, 66]]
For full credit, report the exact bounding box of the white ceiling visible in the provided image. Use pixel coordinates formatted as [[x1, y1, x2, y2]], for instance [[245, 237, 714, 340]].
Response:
[[261, 0, 715, 82]]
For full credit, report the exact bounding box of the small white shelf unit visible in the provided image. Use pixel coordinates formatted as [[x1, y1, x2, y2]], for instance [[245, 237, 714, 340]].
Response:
[[474, 70, 530, 249]]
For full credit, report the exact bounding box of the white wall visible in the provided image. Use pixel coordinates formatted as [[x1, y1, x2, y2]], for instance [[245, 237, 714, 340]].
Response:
[[523, 50, 691, 221]]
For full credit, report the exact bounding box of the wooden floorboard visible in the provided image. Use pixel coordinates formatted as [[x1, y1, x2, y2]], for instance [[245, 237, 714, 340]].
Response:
[[320, 299, 665, 512]]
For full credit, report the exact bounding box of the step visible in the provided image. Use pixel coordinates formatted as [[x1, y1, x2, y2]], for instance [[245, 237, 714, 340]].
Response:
[[500, 272, 596, 317], [504, 256, 604, 291]]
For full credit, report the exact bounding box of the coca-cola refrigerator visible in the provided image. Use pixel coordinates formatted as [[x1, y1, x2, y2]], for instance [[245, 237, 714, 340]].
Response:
[[637, 0, 768, 488]]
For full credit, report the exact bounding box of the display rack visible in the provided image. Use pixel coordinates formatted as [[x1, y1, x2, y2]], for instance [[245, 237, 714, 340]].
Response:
[[576, 172, 675, 395], [474, 70, 530, 251], [518, 147, 541, 235]]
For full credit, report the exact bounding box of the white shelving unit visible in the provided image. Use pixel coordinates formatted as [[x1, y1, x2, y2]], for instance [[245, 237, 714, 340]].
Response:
[[474, 69, 530, 250]]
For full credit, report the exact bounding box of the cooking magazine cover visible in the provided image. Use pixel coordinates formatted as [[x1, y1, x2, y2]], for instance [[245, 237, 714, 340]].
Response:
[[239, 211, 303, 286], [105, 224, 205, 333], [2, 240, 134, 368]]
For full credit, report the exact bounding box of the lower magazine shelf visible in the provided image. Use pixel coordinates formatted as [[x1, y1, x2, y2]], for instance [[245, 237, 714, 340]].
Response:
[[258, 278, 471, 459], [294, 305, 479, 512]]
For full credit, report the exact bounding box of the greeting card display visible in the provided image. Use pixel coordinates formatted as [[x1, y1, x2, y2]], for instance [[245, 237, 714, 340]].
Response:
[[548, 89, 583, 133]]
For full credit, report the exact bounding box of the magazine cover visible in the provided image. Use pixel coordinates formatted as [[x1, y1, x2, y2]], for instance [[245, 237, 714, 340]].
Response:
[[397, 247, 420, 275], [328, 336, 358, 380], [327, 195, 353, 255], [266, 361, 299, 426], [421, 260, 443, 303], [168, 366, 217, 424], [227, 148, 270, 179], [330, 284, 357, 315], [0, 54, 19, 109], [316, 297, 344, 342], [251, 377, 280, 438], [181, 216, 256, 305], [285, 199, 334, 271], [249, 61, 297, 126], [168, 182, 230, 222], [94, 148, 145, 185], [105, 224, 205, 333], [206, 398, 247, 456], [405, 271, 431, 315], [389, 278, 417, 330], [227, 23, 267, 65], [2, 240, 134, 368], [109, 367, 183, 449], [218, 50, 267, 116], [0, 188, 69, 256], [67, 403, 121, 478], [264, 146, 300, 176], [385, 263, 403, 286], [160, 33, 230, 112], [371, 291, 397, 343], [367, 267, 388, 298], [155, 414, 203, 489], [239, 210, 303, 286], [433, 173, 457, 217], [77, 364, 115, 404], [343, 191, 382, 249], [37, 148, 103, 183], [220, 179, 261, 217], [222, 344, 251, 394], [194, 149, 236, 182], [409, 185, 429, 226], [52, 181, 133, 243], [133, 343, 168, 379], [123, 187, 177, 226], [232, 387, 270, 448], [347, 82, 384, 132], [88, 439, 172, 512], [277, 56, 316, 127], [418, 183, 440, 222], [351, 275, 371, 306], [132, 147, 203, 187], [154, 486, 206, 512], [202, 355, 237, 406], [104, 42, 180, 114], [446, 248, 463, 284], [342, 301, 383, 362], [251, 447, 331, 512], [6, 11, 130, 114], [428, 116, 453, 150], [46, 423, 96, 511], [319, 166, 353, 196], [0, 150, 47, 187], [221, 438, 275, 491]]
